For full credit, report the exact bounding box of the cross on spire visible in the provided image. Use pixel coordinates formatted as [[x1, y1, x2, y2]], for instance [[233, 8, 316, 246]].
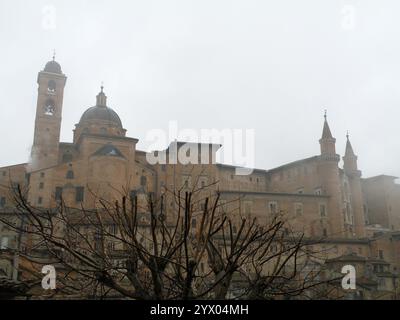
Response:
[[96, 82, 107, 107], [321, 109, 333, 139], [345, 131, 356, 157]]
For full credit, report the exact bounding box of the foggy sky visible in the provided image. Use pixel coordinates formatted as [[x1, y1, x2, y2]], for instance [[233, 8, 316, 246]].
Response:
[[0, 0, 399, 179]]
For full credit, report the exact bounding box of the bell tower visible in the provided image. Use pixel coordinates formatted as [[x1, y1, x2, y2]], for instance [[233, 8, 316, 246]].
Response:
[[30, 55, 67, 172]]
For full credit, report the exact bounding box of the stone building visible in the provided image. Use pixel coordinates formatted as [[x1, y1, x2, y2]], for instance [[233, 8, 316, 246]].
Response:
[[0, 58, 400, 298]]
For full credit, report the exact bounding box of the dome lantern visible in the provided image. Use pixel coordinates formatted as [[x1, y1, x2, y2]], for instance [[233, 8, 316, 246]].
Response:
[[96, 85, 107, 107], [77, 86, 123, 129]]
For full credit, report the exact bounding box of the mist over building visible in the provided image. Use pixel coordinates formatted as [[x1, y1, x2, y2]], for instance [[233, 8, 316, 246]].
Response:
[[0, 58, 399, 299]]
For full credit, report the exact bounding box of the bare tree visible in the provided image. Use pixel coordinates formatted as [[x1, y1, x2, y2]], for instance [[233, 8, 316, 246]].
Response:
[[0, 182, 338, 300]]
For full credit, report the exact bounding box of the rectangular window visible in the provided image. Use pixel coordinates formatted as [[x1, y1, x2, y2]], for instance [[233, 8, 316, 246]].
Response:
[[319, 203, 327, 217], [0, 236, 9, 250], [107, 242, 115, 252], [315, 188, 322, 195], [294, 202, 303, 216], [39, 182, 44, 189], [181, 175, 192, 189], [94, 229, 102, 240], [129, 190, 137, 201], [268, 201, 278, 215], [109, 224, 117, 235], [11, 182, 19, 193], [198, 176, 208, 189], [38, 197, 43, 205], [0, 197, 5, 208], [62, 154, 73, 163], [379, 250, 384, 259], [55, 187, 63, 201], [66, 170, 74, 179], [76, 187, 84, 202]]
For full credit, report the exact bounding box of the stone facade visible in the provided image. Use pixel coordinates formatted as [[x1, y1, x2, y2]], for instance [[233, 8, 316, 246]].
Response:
[[1, 58, 400, 298]]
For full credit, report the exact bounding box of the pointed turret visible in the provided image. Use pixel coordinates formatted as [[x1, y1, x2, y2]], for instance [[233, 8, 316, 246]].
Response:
[[345, 132, 355, 157], [322, 116, 333, 139], [343, 132, 359, 174], [319, 111, 337, 157]]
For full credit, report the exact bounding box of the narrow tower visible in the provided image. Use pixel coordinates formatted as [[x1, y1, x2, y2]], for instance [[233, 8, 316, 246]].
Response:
[[318, 112, 344, 237], [343, 133, 366, 237], [30, 55, 67, 171]]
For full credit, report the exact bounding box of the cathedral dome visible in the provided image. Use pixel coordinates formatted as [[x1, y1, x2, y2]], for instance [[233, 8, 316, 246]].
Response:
[[79, 105, 123, 128], [78, 86, 123, 128], [44, 60, 62, 74]]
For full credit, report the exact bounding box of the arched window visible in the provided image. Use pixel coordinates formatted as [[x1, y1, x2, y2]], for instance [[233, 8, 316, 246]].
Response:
[[44, 99, 55, 116], [48, 80, 56, 93], [140, 176, 147, 187]]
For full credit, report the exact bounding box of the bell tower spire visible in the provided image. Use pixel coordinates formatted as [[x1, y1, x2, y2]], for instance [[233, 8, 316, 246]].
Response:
[[29, 56, 67, 172]]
